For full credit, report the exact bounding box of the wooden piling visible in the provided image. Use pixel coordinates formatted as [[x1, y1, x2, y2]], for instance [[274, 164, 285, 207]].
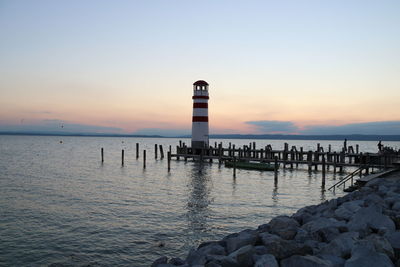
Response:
[[179, 140, 182, 147], [233, 156, 237, 178], [274, 156, 278, 182], [155, 144, 158, 159], [143, 150, 146, 169], [122, 149, 124, 166], [322, 156, 326, 189], [101, 147, 104, 162], [167, 151, 171, 172], [136, 143, 139, 159], [159, 145, 164, 159]]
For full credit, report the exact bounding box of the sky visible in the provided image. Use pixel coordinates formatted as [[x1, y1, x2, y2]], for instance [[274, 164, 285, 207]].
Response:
[[1, 0, 400, 136]]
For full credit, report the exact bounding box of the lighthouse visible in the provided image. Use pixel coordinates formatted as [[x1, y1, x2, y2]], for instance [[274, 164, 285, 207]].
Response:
[[191, 80, 209, 153]]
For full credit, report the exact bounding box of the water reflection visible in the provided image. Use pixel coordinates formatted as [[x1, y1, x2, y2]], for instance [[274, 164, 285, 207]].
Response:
[[272, 181, 278, 206], [186, 164, 213, 237]]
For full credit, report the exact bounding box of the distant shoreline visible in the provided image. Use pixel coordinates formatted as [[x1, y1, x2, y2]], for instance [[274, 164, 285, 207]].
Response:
[[1, 132, 400, 141]]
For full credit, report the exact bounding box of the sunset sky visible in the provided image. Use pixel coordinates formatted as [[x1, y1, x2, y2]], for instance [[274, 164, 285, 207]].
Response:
[[1, 0, 399, 135]]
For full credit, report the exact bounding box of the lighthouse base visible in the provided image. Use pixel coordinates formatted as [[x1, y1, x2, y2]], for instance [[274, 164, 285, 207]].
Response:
[[191, 141, 208, 155]]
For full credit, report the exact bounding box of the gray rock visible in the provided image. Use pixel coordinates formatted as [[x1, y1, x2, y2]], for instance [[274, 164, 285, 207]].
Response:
[[302, 217, 346, 234], [205, 255, 239, 267], [318, 232, 359, 258], [186, 248, 207, 265], [281, 255, 333, 267], [269, 216, 299, 240], [347, 205, 395, 234], [393, 201, 400, 211], [334, 206, 354, 221], [224, 229, 258, 254], [253, 254, 278, 267], [365, 193, 384, 206], [312, 226, 340, 243], [317, 254, 345, 267], [366, 234, 395, 259], [344, 240, 394, 267], [228, 245, 255, 267], [365, 178, 382, 188], [260, 232, 312, 259], [254, 245, 268, 255], [169, 257, 185, 266], [385, 231, 400, 259], [257, 223, 270, 233], [152, 256, 168, 267]]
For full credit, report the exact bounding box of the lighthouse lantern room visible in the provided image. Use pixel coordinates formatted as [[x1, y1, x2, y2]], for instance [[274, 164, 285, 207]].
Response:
[[191, 80, 209, 153]]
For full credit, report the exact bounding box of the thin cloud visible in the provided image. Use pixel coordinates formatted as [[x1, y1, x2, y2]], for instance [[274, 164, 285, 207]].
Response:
[[245, 120, 298, 134], [246, 120, 400, 135], [302, 121, 400, 135]]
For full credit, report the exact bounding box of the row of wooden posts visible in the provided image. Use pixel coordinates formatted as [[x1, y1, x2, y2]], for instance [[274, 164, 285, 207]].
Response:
[[101, 143, 173, 171]]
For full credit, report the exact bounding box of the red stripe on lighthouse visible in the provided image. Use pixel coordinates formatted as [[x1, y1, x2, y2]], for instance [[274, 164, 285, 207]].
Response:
[[192, 96, 209, 99], [193, 103, 208, 108], [192, 116, 208, 122]]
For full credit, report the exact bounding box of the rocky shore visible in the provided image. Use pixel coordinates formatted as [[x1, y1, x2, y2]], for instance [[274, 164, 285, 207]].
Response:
[[152, 171, 400, 267]]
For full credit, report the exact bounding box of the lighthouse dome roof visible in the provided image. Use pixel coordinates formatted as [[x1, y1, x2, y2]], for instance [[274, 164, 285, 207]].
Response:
[[193, 80, 209, 86]]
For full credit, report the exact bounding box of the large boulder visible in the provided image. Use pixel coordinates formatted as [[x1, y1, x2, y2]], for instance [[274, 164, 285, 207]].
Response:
[[260, 232, 312, 259], [224, 229, 258, 254], [302, 217, 346, 233], [281, 255, 333, 267], [227, 245, 255, 267], [385, 231, 400, 259], [366, 234, 395, 260], [253, 254, 278, 267], [347, 205, 395, 234], [204, 255, 239, 267], [318, 231, 359, 258], [185, 242, 226, 265], [269, 216, 300, 240], [344, 240, 394, 267], [152, 256, 168, 267]]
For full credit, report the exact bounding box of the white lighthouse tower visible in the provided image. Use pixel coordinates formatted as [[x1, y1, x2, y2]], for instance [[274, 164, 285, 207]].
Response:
[[191, 80, 209, 153]]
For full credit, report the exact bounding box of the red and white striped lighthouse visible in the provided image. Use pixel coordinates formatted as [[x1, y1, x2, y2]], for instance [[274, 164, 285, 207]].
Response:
[[192, 80, 209, 151]]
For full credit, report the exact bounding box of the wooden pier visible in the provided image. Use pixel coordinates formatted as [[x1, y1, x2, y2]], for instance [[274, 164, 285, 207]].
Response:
[[171, 141, 400, 175]]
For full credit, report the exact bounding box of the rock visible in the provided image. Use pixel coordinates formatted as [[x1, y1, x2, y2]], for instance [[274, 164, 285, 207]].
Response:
[[344, 240, 394, 267], [281, 255, 333, 267], [254, 245, 268, 255], [253, 254, 278, 267], [317, 254, 345, 267], [169, 257, 185, 265], [366, 234, 395, 259], [257, 224, 270, 233], [199, 243, 226, 255], [228, 245, 255, 267], [385, 231, 400, 259], [224, 229, 258, 254], [260, 232, 312, 259], [302, 217, 346, 234], [348, 205, 395, 234], [365, 193, 385, 206], [268, 216, 300, 240], [318, 232, 359, 258], [185, 242, 226, 266], [152, 256, 168, 267], [334, 206, 354, 221], [205, 255, 239, 267], [393, 202, 400, 211], [366, 178, 382, 188], [186, 248, 207, 266], [312, 226, 340, 243]]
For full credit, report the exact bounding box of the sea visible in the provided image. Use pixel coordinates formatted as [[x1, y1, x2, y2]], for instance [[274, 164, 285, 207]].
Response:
[[1, 135, 399, 266]]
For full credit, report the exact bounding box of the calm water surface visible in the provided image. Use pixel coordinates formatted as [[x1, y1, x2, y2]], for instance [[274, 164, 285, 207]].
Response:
[[1, 136, 399, 266]]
